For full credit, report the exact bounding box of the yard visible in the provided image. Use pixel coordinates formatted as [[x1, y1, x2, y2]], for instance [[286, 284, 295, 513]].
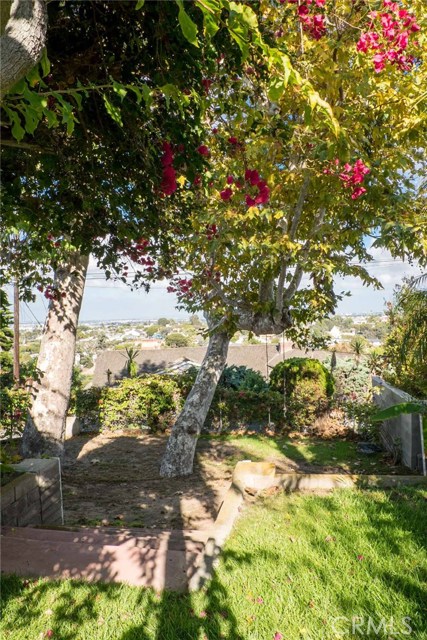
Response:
[[1, 485, 426, 640], [60, 431, 407, 529]]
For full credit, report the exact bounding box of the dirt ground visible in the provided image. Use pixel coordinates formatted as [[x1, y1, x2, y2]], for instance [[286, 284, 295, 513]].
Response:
[[62, 432, 325, 531]]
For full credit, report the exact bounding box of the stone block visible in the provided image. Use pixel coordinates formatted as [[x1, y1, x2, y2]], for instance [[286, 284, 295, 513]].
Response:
[[14, 475, 38, 502], [65, 416, 81, 439], [41, 500, 62, 525], [0, 481, 17, 509], [18, 503, 42, 527]]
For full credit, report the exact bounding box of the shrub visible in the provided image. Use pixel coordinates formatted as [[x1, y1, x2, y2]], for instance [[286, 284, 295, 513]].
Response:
[[75, 376, 180, 432], [207, 388, 285, 432], [219, 365, 268, 392], [269, 357, 334, 430], [333, 358, 371, 403], [0, 387, 30, 441]]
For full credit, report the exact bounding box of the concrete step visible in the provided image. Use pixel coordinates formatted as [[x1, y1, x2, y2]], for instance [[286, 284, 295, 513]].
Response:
[[0, 526, 207, 590], [1, 526, 208, 551]]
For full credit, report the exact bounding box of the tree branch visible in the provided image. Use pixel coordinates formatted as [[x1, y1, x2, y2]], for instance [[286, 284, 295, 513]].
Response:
[[1, 0, 47, 99]]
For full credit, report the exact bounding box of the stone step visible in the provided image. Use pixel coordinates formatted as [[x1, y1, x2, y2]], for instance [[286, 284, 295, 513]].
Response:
[[1, 526, 207, 553], [1, 534, 199, 590]]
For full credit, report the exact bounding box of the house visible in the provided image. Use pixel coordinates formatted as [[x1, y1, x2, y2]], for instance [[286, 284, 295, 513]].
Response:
[[92, 343, 343, 387]]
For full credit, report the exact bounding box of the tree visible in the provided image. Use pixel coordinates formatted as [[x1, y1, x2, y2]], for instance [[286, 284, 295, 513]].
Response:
[[350, 336, 368, 365], [124, 347, 140, 378], [158, 0, 427, 475], [2, 0, 244, 456], [165, 332, 191, 348], [0, 0, 47, 98], [383, 276, 427, 397], [0, 288, 14, 386]]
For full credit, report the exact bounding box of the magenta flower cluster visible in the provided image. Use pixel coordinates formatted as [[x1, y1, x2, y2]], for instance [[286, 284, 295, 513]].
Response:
[[357, 0, 420, 72]]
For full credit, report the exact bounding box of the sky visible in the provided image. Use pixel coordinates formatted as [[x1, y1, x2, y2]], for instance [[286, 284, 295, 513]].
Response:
[[17, 246, 424, 327]]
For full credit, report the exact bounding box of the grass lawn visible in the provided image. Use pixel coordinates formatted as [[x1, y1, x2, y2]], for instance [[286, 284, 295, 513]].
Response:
[[204, 433, 404, 475], [2, 486, 426, 640]]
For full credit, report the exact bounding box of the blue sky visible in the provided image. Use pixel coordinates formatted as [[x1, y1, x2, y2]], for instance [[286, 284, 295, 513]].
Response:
[[17, 246, 423, 326]]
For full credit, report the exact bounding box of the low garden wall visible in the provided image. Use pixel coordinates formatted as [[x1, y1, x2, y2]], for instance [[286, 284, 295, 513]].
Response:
[[1, 458, 64, 527], [372, 376, 426, 475]]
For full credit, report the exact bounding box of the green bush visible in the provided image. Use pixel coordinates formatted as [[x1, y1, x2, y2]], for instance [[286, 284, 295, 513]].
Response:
[[333, 358, 371, 403], [207, 388, 285, 431], [219, 365, 269, 392], [269, 357, 334, 430], [0, 387, 30, 441], [75, 376, 180, 432]]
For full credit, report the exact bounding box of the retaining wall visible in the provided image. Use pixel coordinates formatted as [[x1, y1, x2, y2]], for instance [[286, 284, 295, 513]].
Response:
[[372, 376, 426, 475], [1, 458, 63, 526]]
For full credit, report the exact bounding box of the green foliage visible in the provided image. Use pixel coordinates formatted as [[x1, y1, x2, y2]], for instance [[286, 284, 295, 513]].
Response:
[[270, 358, 335, 398], [219, 365, 268, 393], [208, 388, 285, 432], [0, 387, 30, 442], [0, 289, 14, 387], [372, 401, 426, 422], [75, 376, 180, 432], [342, 400, 379, 441], [383, 282, 427, 398], [333, 358, 371, 403], [124, 347, 140, 378], [269, 358, 334, 430], [165, 333, 190, 348]]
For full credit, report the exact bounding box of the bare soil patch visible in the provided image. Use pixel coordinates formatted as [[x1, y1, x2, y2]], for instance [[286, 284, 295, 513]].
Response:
[[62, 432, 321, 530]]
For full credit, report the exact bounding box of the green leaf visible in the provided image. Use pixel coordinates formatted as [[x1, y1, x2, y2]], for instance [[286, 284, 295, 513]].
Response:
[[268, 78, 285, 102], [4, 108, 25, 142], [372, 402, 425, 422], [40, 48, 51, 77], [197, 0, 220, 37], [112, 81, 127, 102], [103, 94, 123, 126], [176, 0, 199, 48], [135, 0, 145, 9]]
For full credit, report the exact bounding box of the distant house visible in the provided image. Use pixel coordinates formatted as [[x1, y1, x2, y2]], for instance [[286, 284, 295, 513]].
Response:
[[329, 326, 342, 342], [92, 343, 343, 387]]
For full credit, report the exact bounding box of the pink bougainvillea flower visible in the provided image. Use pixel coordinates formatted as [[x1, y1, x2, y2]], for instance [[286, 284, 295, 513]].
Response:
[[161, 165, 177, 196], [245, 195, 256, 207], [245, 169, 260, 185], [197, 145, 210, 156], [220, 188, 233, 201], [351, 187, 367, 199], [255, 186, 270, 205], [227, 175, 235, 184]]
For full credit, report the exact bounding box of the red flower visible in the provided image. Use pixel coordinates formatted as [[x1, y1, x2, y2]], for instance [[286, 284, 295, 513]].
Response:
[[161, 165, 177, 196], [220, 188, 233, 201], [226, 175, 234, 184], [245, 195, 256, 207], [228, 136, 238, 145], [197, 145, 210, 156]]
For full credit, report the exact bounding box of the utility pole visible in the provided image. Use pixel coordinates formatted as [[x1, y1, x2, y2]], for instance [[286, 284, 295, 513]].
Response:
[[13, 280, 20, 385]]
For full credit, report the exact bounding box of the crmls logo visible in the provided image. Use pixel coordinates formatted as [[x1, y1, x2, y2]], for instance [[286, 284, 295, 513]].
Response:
[[331, 616, 413, 636]]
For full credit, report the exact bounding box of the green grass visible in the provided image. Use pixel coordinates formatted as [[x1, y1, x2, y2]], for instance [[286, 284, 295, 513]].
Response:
[[2, 486, 426, 639], [202, 434, 400, 474]]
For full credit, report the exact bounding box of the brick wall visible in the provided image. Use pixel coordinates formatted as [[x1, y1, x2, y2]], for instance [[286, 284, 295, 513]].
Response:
[[1, 459, 63, 527]]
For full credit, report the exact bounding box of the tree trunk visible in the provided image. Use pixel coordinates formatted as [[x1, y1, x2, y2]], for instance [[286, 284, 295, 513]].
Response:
[[0, 0, 48, 98], [160, 329, 230, 477], [22, 253, 89, 458]]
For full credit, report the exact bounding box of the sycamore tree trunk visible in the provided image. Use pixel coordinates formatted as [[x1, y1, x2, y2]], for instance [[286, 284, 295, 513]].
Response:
[[0, 0, 48, 98], [22, 253, 89, 459], [160, 329, 230, 477]]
